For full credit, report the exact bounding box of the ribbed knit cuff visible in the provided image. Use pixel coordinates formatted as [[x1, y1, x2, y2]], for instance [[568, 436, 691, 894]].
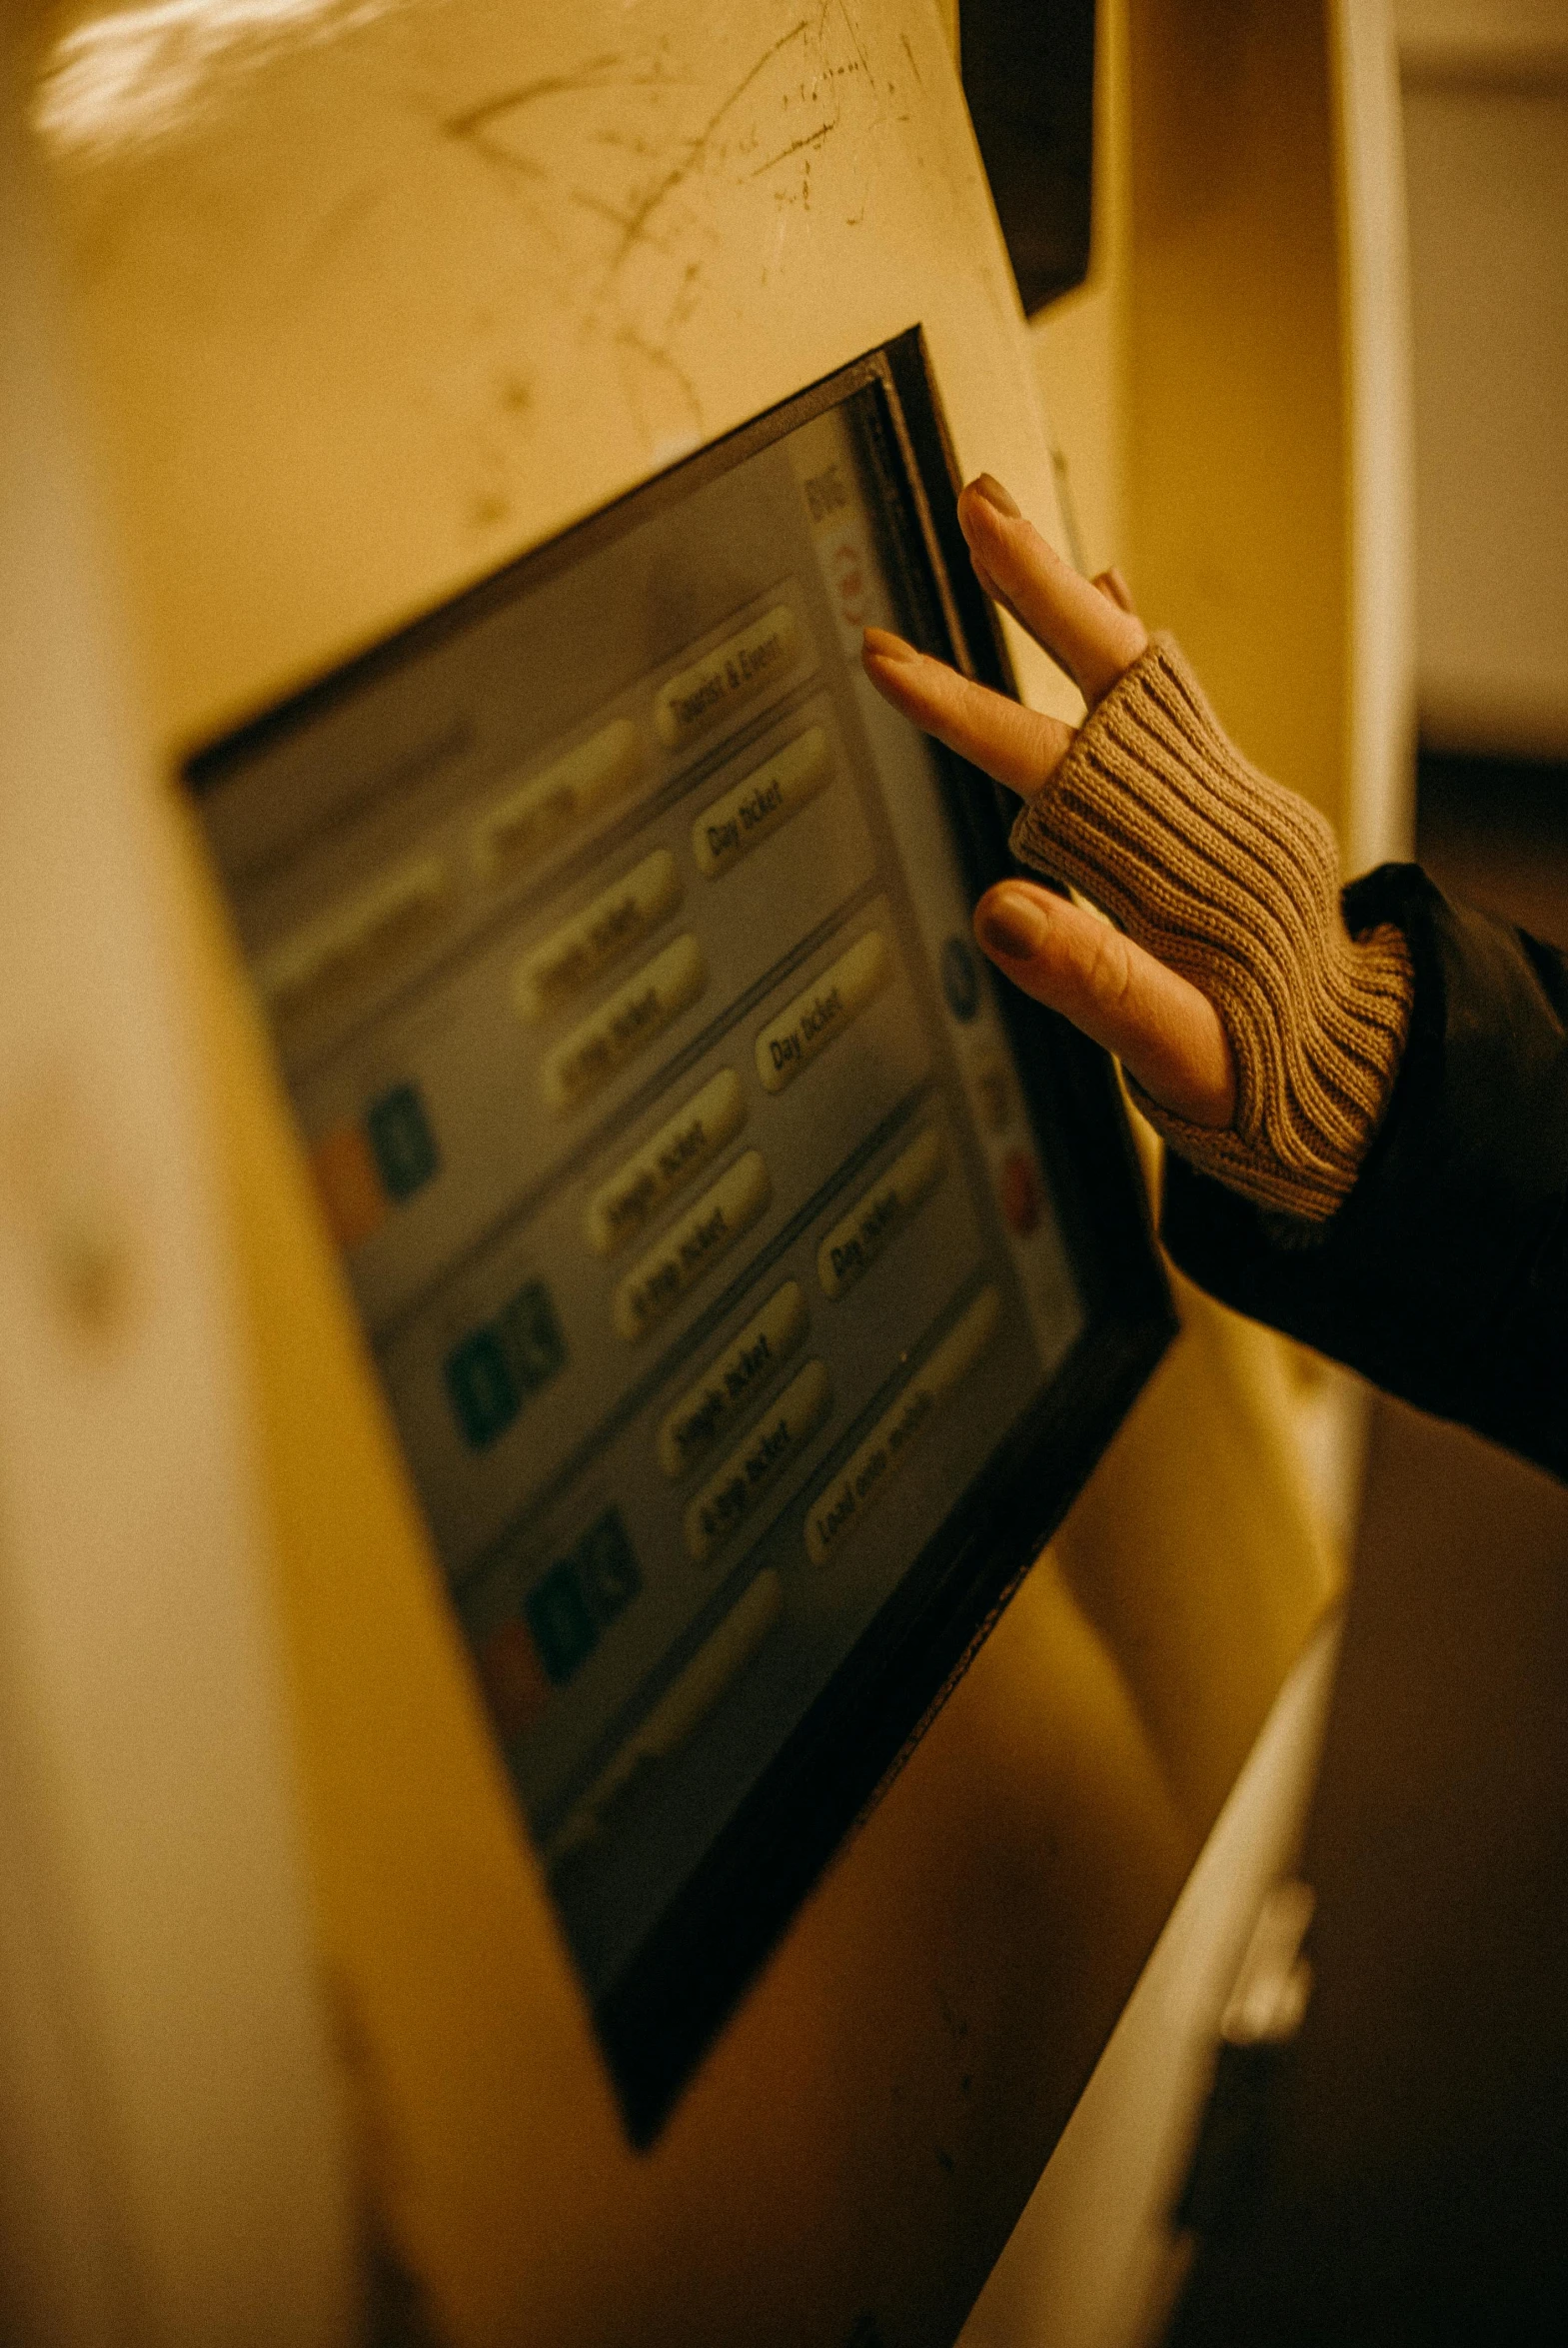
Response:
[[1007, 635, 1415, 1223]]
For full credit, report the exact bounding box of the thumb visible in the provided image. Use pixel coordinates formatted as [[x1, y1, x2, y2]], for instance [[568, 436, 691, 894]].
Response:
[[976, 883, 1236, 1128]]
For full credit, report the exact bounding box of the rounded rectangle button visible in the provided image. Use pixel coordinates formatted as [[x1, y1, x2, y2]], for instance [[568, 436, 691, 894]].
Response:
[[817, 1126, 946, 1299], [258, 853, 450, 1023], [654, 604, 798, 751], [613, 1149, 773, 1341], [584, 1069, 746, 1258], [542, 932, 706, 1115], [513, 848, 681, 1025], [657, 1279, 808, 1479], [684, 1358, 833, 1565], [473, 716, 642, 879], [692, 727, 830, 880], [755, 929, 889, 1095], [545, 1569, 784, 1861], [805, 1287, 1000, 1566]]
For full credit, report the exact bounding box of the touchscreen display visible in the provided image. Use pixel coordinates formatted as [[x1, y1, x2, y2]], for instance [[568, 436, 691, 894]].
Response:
[[192, 338, 1169, 2136]]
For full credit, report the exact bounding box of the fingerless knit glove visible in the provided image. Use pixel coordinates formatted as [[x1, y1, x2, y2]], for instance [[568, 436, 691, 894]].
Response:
[[1008, 635, 1415, 1223]]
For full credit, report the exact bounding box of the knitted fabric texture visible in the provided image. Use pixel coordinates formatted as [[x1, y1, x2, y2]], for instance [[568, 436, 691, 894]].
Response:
[[1007, 635, 1415, 1222]]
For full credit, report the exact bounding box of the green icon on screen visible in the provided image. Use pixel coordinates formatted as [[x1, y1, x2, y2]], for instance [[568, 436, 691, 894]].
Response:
[[524, 1509, 643, 1687], [444, 1276, 568, 1450], [366, 1081, 440, 1201]]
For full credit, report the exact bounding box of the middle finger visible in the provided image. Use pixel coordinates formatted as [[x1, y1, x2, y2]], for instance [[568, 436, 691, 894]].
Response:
[[957, 479, 1147, 706]]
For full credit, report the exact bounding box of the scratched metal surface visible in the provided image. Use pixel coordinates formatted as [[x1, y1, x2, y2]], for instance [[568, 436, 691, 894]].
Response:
[[29, 0, 1079, 756], [19, 11, 1341, 2346]]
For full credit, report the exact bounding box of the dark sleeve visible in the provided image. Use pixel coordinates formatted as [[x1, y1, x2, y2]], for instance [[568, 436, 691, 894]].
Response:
[[1160, 865, 1568, 1483]]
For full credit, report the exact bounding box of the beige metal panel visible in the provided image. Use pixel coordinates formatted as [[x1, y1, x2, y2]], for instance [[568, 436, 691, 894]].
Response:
[[0, 41, 354, 2346], [28, 0, 1078, 752], [21, 5, 1341, 2342]]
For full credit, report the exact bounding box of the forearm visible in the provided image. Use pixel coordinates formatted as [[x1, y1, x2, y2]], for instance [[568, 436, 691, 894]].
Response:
[[1160, 868, 1568, 1482]]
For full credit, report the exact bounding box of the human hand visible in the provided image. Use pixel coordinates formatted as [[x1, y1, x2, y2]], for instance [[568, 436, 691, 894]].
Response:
[[861, 475, 1238, 1131]]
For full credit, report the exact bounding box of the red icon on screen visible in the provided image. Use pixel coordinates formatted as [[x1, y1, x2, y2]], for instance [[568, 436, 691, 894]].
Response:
[[832, 539, 867, 627], [998, 1151, 1041, 1236]]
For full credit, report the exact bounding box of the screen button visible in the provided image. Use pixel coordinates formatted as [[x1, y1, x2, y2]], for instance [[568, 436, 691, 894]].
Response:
[[585, 1068, 746, 1257], [657, 1279, 808, 1479], [542, 932, 707, 1114], [755, 929, 889, 1094], [817, 1126, 946, 1299], [692, 726, 830, 879], [613, 1149, 772, 1341], [684, 1358, 833, 1564], [654, 604, 798, 751], [545, 1568, 784, 1861], [258, 852, 450, 1024], [473, 716, 642, 880], [513, 849, 681, 1025], [805, 1287, 1001, 1566]]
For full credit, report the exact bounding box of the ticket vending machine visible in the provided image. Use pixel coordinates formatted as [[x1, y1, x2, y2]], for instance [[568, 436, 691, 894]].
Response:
[[189, 333, 1176, 2142], [1, 5, 1362, 2344]]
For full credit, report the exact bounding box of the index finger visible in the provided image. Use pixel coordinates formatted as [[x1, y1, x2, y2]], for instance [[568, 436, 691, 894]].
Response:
[[860, 630, 1074, 799], [957, 478, 1147, 707]]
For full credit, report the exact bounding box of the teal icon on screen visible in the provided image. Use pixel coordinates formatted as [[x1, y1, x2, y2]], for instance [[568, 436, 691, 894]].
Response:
[[367, 1081, 440, 1201], [526, 1509, 643, 1685], [445, 1276, 568, 1450], [526, 1558, 598, 1684]]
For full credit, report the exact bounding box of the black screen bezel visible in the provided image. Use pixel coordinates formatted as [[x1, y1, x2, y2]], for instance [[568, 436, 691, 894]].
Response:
[[186, 328, 1176, 2145]]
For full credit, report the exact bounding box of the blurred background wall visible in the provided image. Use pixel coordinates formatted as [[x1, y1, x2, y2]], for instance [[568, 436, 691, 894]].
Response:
[[959, 1, 1568, 2343], [1398, 0, 1568, 949], [1400, 0, 1568, 764]]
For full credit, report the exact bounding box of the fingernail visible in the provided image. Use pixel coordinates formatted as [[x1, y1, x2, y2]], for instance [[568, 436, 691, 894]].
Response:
[[862, 626, 917, 665], [971, 473, 1021, 519], [978, 888, 1050, 961]]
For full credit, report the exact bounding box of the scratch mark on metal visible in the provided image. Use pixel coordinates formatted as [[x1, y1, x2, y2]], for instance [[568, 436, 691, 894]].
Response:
[[441, 55, 678, 179], [445, 57, 624, 141], [900, 31, 922, 87], [570, 185, 670, 246], [837, 0, 872, 81], [606, 17, 811, 268], [749, 121, 834, 177], [615, 325, 704, 432]]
